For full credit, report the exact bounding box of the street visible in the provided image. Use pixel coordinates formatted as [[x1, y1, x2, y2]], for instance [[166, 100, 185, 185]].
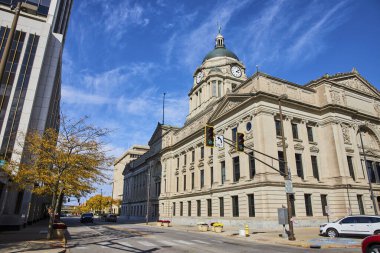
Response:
[[64, 217, 360, 253]]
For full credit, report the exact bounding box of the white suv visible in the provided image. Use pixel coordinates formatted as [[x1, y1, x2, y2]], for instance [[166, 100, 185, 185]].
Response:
[[320, 215, 380, 237]]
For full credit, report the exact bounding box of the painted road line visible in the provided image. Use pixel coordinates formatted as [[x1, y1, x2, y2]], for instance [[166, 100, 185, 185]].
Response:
[[174, 240, 194, 245], [159, 240, 178, 246], [97, 242, 110, 245], [192, 240, 210, 244], [137, 241, 158, 247], [117, 241, 133, 247]]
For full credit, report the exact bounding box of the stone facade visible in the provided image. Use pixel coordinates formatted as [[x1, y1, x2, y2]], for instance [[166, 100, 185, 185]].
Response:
[[121, 32, 380, 229], [113, 145, 149, 214]]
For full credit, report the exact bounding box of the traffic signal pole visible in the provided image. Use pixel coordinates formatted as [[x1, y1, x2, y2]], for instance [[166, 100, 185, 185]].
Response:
[[279, 95, 296, 240]]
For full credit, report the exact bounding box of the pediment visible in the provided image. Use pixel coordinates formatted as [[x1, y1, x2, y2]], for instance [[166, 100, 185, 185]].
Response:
[[331, 74, 380, 98], [208, 94, 251, 123]]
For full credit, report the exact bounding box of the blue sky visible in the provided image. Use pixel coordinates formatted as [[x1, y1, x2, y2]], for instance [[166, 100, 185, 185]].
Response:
[[62, 0, 380, 198]]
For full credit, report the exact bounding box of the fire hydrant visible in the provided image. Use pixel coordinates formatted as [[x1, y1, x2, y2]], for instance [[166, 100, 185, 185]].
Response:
[[245, 225, 249, 237]]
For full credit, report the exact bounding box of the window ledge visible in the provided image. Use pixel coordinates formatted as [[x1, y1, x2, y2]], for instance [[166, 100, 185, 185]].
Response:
[[293, 139, 303, 143]]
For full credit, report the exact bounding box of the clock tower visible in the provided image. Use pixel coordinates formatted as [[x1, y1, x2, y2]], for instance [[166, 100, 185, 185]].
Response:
[[187, 30, 247, 120]]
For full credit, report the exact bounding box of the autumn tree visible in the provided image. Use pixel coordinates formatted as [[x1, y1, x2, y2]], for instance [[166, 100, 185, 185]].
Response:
[[4, 115, 113, 239], [83, 194, 118, 213]]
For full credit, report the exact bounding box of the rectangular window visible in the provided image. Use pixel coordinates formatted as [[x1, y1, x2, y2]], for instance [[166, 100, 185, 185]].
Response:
[[200, 170, 205, 188], [295, 154, 304, 179], [201, 147, 204, 159], [305, 194, 313, 216], [367, 161, 376, 183], [173, 202, 176, 216], [180, 202, 183, 216], [14, 190, 24, 214], [197, 200, 201, 216], [211, 148, 213, 156], [183, 175, 186, 191], [177, 157, 179, 168], [207, 199, 212, 217], [210, 167, 214, 185], [221, 161, 226, 184], [232, 196, 239, 217], [188, 201, 191, 216], [292, 123, 298, 139], [218, 81, 222, 97], [275, 120, 282, 136], [232, 127, 237, 142], [357, 195, 365, 215], [248, 194, 255, 217], [307, 126, 314, 142], [176, 177, 179, 192], [184, 154, 187, 165], [233, 156, 240, 182], [249, 152, 256, 179], [219, 197, 224, 217], [192, 150, 195, 162], [321, 194, 328, 216], [212, 80, 217, 96], [278, 151, 285, 175], [347, 156, 355, 180], [311, 156, 319, 181]]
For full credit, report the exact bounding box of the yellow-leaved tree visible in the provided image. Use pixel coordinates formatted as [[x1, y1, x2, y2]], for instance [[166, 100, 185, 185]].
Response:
[[4, 115, 113, 239]]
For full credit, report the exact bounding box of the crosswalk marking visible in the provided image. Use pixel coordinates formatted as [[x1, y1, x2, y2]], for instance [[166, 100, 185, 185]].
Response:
[[97, 242, 110, 245], [192, 239, 210, 244], [174, 240, 194, 245], [159, 240, 178, 246], [137, 241, 157, 247], [118, 241, 132, 247]]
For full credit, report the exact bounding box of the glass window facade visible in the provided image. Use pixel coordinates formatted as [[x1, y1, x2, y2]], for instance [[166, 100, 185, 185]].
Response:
[[304, 194, 313, 216], [233, 156, 240, 182]]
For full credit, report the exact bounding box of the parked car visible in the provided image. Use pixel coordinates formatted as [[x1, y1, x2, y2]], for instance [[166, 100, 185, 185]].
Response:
[[80, 213, 94, 223], [320, 215, 380, 238], [103, 214, 117, 222], [362, 235, 380, 253]]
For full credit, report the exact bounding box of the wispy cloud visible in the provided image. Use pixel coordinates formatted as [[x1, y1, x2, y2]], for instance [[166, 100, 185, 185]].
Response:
[[62, 85, 111, 105]]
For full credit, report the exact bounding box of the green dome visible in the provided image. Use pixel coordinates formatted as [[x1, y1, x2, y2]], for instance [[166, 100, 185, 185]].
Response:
[[203, 47, 239, 62]]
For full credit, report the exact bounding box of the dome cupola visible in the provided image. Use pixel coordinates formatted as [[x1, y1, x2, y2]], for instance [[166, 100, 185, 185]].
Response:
[[203, 28, 239, 62]]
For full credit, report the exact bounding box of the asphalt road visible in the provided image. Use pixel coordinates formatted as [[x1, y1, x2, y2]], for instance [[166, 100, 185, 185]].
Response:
[[63, 217, 360, 253]]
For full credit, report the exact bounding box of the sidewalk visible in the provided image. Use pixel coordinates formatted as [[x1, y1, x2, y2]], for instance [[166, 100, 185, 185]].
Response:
[[0, 219, 66, 253], [141, 221, 362, 249]]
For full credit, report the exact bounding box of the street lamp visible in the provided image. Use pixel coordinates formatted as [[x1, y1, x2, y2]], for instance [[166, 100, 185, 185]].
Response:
[[278, 94, 296, 241], [146, 161, 152, 225], [358, 125, 378, 215], [0, 2, 37, 86]]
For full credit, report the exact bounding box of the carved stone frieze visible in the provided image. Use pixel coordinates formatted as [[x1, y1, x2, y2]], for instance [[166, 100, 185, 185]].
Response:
[[310, 146, 319, 153], [220, 101, 241, 116], [277, 141, 288, 148], [345, 147, 354, 153], [294, 143, 305, 151], [341, 124, 351, 144], [198, 161, 204, 168]]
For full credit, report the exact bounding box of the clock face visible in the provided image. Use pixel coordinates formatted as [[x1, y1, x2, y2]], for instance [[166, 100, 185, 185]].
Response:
[[231, 65, 242, 78], [196, 71, 204, 84]]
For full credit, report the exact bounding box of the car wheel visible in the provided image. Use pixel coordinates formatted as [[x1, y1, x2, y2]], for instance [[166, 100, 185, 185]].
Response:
[[326, 228, 339, 238], [367, 244, 380, 253]]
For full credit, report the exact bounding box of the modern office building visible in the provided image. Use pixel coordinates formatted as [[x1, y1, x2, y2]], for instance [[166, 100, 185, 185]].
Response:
[[0, 0, 73, 229], [121, 31, 380, 228]]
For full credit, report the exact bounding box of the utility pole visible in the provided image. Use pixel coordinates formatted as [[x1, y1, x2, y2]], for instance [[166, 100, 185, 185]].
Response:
[[278, 94, 296, 241], [359, 126, 378, 215], [110, 182, 114, 214], [100, 189, 103, 214], [0, 2, 21, 87], [146, 162, 152, 224]]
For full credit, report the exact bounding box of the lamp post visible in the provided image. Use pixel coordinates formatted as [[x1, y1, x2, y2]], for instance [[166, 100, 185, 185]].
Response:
[[358, 126, 378, 215], [278, 94, 296, 241], [346, 184, 352, 215], [0, 2, 37, 87]]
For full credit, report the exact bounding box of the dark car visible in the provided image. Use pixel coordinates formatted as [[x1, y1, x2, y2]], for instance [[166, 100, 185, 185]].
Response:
[[105, 214, 117, 222], [362, 235, 380, 253], [80, 213, 94, 223]]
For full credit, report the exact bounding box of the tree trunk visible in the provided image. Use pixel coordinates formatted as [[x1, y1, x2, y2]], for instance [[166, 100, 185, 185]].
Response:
[[57, 191, 64, 216], [47, 181, 60, 240]]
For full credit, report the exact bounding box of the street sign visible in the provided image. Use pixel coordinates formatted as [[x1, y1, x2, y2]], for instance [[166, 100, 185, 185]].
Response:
[[278, 208, 288, 225], [215, 135, 224, 148], [285, 180, 294, 194]]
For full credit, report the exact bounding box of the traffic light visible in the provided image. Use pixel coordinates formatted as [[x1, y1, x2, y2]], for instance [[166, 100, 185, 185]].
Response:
[[236, 132, 244, 151], [204, 125, 214, 147]]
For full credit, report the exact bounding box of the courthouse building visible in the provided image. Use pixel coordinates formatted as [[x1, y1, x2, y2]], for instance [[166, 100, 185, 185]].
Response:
[[120, 31, 380, 228], [0, 0, 72, 229]]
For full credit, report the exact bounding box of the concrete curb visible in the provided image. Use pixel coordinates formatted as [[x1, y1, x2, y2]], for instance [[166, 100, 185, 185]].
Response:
[[140, 224, 361, 249]]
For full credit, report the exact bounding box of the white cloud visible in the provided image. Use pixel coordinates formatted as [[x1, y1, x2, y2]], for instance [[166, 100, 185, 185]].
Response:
[[62, 85, 112, 105]]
